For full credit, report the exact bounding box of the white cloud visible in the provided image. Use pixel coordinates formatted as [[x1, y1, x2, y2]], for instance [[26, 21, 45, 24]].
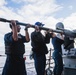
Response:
[[0, 31, 4, 46], [11, 0, 23, 3], [16, 0, 63, 25], [11, 0, 45, 3], [0, 0, 63, 24], [42, 17, 58, 28], [0, 0, 7, 6], [0, 6, 25, 22], [17, 0, 62, 17], [68, 5, 73, 10], [63, 13, 76, 30]]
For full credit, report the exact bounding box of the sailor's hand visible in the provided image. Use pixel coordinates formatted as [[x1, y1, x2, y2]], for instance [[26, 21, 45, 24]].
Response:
[[48, 29, 53, 32], [24, 24, 31, 31], [26, 24, 32, 28], [60, 32, 64, 36], [10, 20, 17, 27], [45, 29, 53, 34]]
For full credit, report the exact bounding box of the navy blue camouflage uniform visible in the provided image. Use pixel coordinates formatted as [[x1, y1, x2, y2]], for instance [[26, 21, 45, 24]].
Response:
[[2, 32, 28, 75], [31, 31, 50, 75], [52, 37, 64, 75]]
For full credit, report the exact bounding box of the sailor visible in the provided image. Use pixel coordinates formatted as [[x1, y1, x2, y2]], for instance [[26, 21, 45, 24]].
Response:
[[48, 22, 64, 75], [2, 20, 31, 75], [31, 22, 50, 75]]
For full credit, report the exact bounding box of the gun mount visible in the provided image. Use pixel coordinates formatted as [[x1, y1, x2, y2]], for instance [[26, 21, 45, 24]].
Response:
[[57, 28, 76, 75]]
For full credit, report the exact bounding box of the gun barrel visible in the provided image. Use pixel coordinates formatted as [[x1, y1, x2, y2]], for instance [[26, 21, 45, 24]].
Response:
[[57, 27, 76, 38], [17, 22, 63, 33], [0, 18, 11, 22], [0, 18, 63, 33]]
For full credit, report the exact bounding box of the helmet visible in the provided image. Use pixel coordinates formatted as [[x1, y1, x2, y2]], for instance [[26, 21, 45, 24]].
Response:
[[56, 22, 64, 29]]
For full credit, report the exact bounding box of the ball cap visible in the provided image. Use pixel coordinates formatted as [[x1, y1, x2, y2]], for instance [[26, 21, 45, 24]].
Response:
[[35, 22, 44, 26], [56, 22, 64, 29]]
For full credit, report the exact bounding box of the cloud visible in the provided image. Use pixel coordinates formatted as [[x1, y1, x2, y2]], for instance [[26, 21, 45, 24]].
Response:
[[0, 32, 4, 46], [11, 0, 25, 3], [0, 0, 76, 30], [0, 0, 7, 6], [0, 0, 63, 23], [17, 0, 62, 16], [68, 5, 73, 10], [63, 13, 76, 30], [16, 0, 63, 25]]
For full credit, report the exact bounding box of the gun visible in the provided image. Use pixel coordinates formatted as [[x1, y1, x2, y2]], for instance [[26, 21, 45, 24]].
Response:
[[0, 18, 63, 33], [57, 27, 76, 38], [0, 18, 76, 38]]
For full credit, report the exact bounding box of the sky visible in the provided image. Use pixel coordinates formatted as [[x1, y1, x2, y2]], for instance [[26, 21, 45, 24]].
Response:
[[0, 0, 76, 46]]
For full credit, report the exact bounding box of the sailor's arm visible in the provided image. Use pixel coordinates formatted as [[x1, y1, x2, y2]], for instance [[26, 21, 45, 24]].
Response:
[[11, 20, 18, 41], [24, 24, 31, 42]]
